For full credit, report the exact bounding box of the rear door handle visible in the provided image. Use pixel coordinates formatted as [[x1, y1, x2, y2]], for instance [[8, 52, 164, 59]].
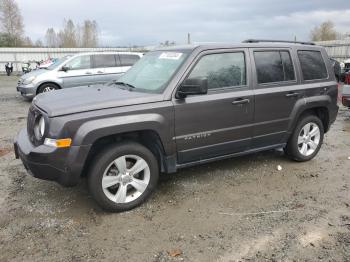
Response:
[[85, 71, 92, 75], [97, 71, 104, 74], [232, 98, 250, 105], [285, 92, 299, 98]]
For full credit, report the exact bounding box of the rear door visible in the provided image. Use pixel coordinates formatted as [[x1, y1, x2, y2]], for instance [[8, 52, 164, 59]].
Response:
[[58, 55, 95, 88], [250, 48, 303, 147], [92, 54, 119, 83], [118, 54, 141, 74], [173, 49, 254, 163]]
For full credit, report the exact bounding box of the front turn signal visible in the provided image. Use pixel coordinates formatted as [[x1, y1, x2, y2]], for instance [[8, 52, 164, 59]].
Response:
[[44, 138, 72, 148]]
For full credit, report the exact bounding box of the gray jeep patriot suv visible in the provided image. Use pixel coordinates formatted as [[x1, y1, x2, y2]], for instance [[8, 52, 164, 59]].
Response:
[[14, 40, 339, 212]]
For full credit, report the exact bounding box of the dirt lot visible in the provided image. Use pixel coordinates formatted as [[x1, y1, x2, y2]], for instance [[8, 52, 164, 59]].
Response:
[[0, 76, 349, 262]]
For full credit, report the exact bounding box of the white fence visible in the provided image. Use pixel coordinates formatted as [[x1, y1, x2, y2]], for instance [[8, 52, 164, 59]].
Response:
[[315, 39, 350, 61], [0, 47, 147, 73], [1, 41, 349, 73]]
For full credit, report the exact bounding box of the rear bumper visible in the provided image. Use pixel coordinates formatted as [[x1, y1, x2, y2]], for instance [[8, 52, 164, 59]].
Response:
[[14, 128, 91, 187]]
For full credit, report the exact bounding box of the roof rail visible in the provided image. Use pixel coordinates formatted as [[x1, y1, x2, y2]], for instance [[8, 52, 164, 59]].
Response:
[[242, 39, 315, 45]]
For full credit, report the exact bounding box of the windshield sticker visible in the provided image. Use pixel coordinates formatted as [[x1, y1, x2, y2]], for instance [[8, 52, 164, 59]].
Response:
[[159, 52, 183, 60]]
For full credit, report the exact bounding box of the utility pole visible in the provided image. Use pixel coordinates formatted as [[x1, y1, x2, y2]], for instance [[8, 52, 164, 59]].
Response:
[[187, 33, 191, 44]]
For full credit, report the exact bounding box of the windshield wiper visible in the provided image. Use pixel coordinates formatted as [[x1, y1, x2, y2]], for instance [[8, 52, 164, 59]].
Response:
[[114, 81, 136, 89]]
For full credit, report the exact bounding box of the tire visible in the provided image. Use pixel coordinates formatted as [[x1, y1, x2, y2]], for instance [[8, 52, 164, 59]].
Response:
[[88, 141, 159, 212], [284, 114, 324, 162], [37, 83, 59, 94]]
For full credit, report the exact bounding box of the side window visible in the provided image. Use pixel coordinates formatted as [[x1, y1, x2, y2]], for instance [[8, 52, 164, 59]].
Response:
[[93, 54, 117, 68], [254, 51, 295, 84], [298, 50, 328, 80], [65, 55, 91, 70], [119, 54, 141, 66], [187, 52, 246, 90]]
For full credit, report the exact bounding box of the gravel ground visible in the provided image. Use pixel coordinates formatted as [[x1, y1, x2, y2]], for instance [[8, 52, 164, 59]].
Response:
[[0, 76, 349, 262]]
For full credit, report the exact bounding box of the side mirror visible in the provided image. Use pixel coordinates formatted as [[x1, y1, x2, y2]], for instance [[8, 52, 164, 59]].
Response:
[[177, 78, 208, 98], [61, 66, 69, 72]]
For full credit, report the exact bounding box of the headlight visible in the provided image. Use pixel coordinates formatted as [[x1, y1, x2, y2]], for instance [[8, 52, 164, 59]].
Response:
[[23, 76, 36, 85], [34, 115, 45, 140]]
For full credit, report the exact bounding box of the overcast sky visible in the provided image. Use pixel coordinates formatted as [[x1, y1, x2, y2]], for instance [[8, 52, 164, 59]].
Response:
[[16, 0, 350, 46]]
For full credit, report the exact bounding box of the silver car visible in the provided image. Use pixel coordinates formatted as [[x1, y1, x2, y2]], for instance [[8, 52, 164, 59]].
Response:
[[17, 52, 143, 99]]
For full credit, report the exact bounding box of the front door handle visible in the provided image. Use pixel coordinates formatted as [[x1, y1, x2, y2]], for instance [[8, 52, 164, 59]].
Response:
[[232, 98, 250, 105], [97, 71, 104, 74], [85, 71, 92, 75], [285, 92, 299, 98]]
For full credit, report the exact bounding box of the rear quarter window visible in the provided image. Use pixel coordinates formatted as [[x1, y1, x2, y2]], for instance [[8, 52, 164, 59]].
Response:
[[298, 50, 328, 80]]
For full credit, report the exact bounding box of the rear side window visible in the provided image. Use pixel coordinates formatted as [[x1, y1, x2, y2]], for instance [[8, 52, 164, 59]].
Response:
[[93, 54, 117, 68], [119, 54, 140, 66], [298, 50, 328, 80], [188, 52, 246, 90], [254, 51, 295, 84]]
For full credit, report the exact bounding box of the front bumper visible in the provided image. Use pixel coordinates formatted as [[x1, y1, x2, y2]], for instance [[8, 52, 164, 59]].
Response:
[[14, 128, 91, 187], [17, 84, 36, 98]]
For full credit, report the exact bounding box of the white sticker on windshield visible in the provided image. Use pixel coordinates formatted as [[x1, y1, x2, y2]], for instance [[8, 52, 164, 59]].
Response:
[[159, 52, 183, 60]]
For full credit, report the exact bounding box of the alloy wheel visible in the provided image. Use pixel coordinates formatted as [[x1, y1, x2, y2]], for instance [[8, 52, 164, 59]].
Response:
[[297, 122, 321, 156], [42, 86, 55, 92], [102, 155, 150, 203]]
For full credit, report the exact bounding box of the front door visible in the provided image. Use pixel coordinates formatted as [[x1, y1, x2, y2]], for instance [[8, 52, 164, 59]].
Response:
[[173, 50, 254, 164], [58, 55, 96, 88]]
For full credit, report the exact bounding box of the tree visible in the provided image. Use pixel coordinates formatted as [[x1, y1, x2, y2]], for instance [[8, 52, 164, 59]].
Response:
[[0, 0, 24, 46], [45, 28, 58, 47], [81, 20, 98, 47], [0, 32, 11, 46], [58, 19, 77, 47], [45, 19, 100, 48], [310, 21, 338, 41], [22, 36, 32, 46], [34, 39, 43, 47]]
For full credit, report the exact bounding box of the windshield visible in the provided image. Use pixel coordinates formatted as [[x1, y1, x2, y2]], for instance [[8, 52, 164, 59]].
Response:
[[117, 50, 189, 93], [47, 55, 71, 70]]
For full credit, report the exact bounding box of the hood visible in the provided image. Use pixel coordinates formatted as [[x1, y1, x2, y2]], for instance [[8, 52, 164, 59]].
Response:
[[21, 69, 48, 79], [33, 85, 164, 117]]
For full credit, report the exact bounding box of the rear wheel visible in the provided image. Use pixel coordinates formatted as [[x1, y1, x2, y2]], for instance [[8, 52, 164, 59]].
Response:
[[37, 83, 59, 94], [285, 114, 324, 161], [88, 142, 159, 212]]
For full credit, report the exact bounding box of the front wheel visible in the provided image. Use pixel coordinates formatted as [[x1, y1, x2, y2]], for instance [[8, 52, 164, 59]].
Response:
[[285, 115, 324, 161], [37, 83, 59, 94], [88, 142, 159, 212]]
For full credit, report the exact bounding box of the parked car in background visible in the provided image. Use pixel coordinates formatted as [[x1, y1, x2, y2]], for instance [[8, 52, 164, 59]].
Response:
[[342, 84, 350, 108], [340, 59, 350, 82], [330, 58, 341, 82], [344, 59, 350, 73], [14, 40, 338, 212], [16, 52, 143, 99]]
